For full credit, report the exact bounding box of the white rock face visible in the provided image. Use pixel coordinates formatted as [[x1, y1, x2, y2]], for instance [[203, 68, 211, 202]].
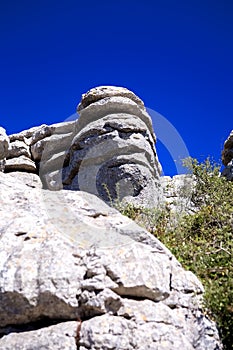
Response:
[[0, 127, 9, 171], [8, 139, 31, 159], [0, 322, 78, 350], [0, 172, 222, 349]]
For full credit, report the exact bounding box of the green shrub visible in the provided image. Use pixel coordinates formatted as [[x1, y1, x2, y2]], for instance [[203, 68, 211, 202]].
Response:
[[117, 158, 233, 349]]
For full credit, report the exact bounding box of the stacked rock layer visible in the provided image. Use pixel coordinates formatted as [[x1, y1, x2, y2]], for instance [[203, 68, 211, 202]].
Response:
[[3, 86, 162, 208], [62, 86, 162, 207]]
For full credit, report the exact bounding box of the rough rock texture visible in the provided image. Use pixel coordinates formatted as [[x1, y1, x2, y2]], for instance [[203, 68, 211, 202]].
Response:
[[3, 123, 76, 175], [63, 86, 162, 207], [77, 85, 145, 112], [0, 127, 9, 171], [0, 322, 78, 350], [3, 87, 163, 207], [222, 130, 233, 180], [161, 174, 195, 213], [32, 121, 77, 192], [4, 125, 44, 173], [0, 172, 222, 349]]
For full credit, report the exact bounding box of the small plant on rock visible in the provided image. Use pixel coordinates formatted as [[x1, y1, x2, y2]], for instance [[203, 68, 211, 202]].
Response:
[[117, 157, 233, 350]]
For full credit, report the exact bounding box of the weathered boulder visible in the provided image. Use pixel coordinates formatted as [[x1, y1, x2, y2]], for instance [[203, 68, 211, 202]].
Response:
[[4, 125, 45, 173], [5, 155, 37, 173], [0, 321, 78, 350], [7, 139, 31, 159], [5, 138, 37, 172], [0, 126, 9, 171], [62, 86, 162, 207], [222, 130, 233, 180], [0, 172, 222, 349], [3, 87, 163, 207], [1, 171, 42, 188], [4, 122, 76, 176], [30, 121, 76, 161], [15, 86, 163, 207], [9, 124, 47, 143]]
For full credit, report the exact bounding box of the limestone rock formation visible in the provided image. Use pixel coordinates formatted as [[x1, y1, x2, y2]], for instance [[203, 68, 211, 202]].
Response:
[[222, 130, 233, 180], [33, 121, 77, 189], [4, 86, 162, 207], [63, 86, 162, 207], [0, 171, 222, 349], [34, 86, 163, 207], [0, 127, 9, 171], [4, 125, 44, 173]]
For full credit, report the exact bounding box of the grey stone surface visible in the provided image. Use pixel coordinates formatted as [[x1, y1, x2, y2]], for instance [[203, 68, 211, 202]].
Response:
[[222, 130, 233, 180], [0, 127, 9, 171], [161, 174, 195, 213], [4, 121, 76, 179], [7, 139, 31, 159], [0, 127, 9, 159], [0, 321, 78, 350], [18, 86, 163, 207], [5, 126, 44, 173], [31, 132, 74, 161], [30, 122, 77, 189], [79, 311, 219, 350], [77, 85, 146, 112], [76, 96, 156, 140], [9, 124, 47, 143], [2, 87, 169, 209], [30, 121, 76, 161], [0, 171, 42, 188], [222, 130, 233, 166], [61, 87, 163, 207], [222, 161, 233, 180], [0, 172, 222, 349], [5, 155, 37, 172]]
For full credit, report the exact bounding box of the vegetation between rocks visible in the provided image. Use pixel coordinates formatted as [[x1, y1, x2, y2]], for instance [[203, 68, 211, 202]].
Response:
[[117, 158, 233, 350]]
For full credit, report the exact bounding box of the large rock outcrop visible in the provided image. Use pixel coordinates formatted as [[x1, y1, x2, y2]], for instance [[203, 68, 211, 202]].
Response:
[[2, 86, 163, 208], [0, 171, 222, 349], [63, 86, 162, 207], [37, 86, 162, 207], [222, 130, 233, 180], [0, 86, 225, 348]]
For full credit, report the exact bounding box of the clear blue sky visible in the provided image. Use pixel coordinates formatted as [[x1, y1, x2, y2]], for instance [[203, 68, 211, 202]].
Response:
[[1, 0, 233, 175]]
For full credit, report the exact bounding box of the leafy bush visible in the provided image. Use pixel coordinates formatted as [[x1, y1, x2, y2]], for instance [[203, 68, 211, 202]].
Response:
[[118, 158, 233, 349]]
